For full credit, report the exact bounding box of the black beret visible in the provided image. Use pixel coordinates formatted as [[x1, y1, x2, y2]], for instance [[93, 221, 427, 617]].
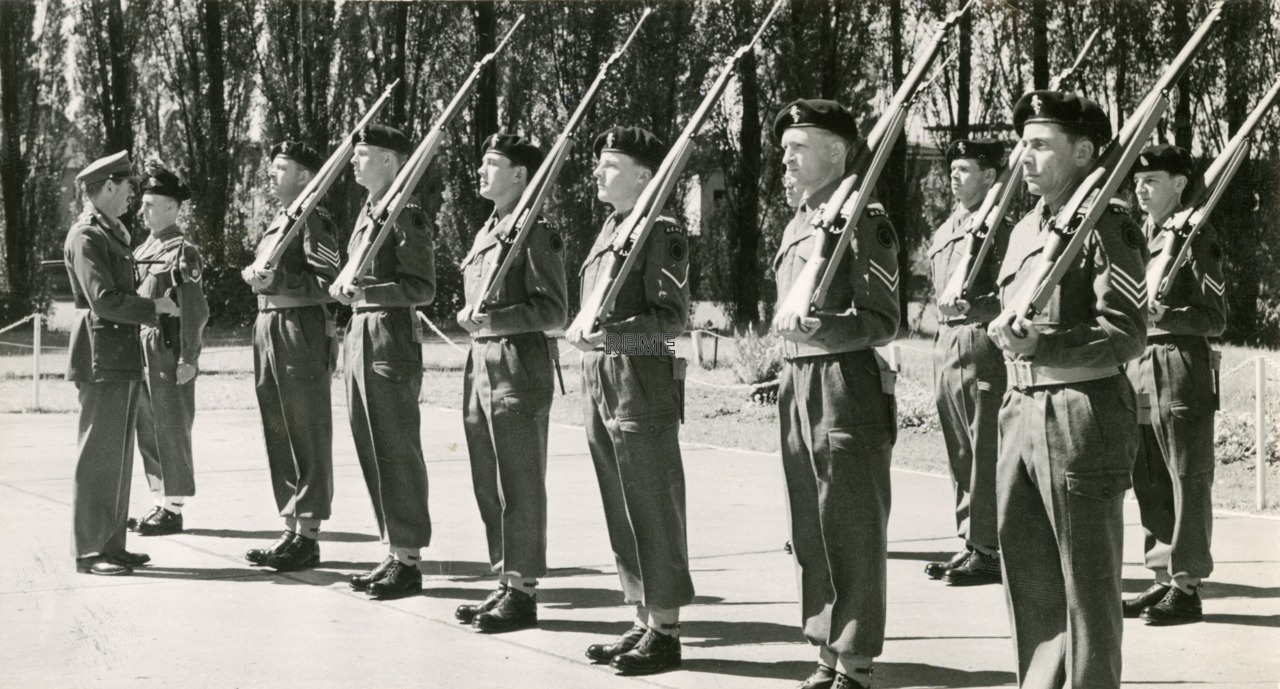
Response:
[[76, 150, 138, 185], [773, 99, 859, 143], [1013, 90, 1112, 147], [1132, 144, 1193, 178], [483, 133, 545, 173], [946, 138, 1005, 168], [139, 161, 191, 202], [271, 140, 324, 174], [593, 126, 666, 172], [355, 123, 412, 157]]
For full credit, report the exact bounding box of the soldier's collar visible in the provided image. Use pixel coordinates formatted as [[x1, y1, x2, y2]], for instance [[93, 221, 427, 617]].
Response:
[[800, 177, 843, 214], [151, 224, 183, 241], [87, 205, 131, 245]]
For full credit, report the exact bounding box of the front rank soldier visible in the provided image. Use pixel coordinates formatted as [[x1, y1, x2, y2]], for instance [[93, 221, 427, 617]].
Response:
[[64, 151, 180, 575], [1124, 144, 1226, 625], [241, 141, 341, 572], [332, 124, 436, 600], [565, 126, 692, 676], [925, 139, 1008, 586], [128, 162, 209, 537], [770, 99, 900, 689], [987, 91, 1148, 689], [455, 133, 568, 633]]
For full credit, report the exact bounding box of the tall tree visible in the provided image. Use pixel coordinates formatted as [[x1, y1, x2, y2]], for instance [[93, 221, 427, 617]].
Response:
[[77, 0, 137, 155]]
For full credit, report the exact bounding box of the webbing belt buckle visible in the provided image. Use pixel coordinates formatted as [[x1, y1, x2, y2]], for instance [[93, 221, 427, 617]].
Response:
[[1010, 361, 1035, 389]]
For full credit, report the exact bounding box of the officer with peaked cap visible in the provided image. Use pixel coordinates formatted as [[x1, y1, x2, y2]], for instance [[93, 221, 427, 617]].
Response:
[[331, 123, 436, 600], [1123, 144, 1225, 625], [241, 140, 343, 571], [454, 132, 568, 633], [987, 90, 1148, 689], [565, 125, 692, 675], [924, 138, 1008, 586], [769, 98, 900, 689], [128, 161, 209, 537], [64, 151, 180, 575]]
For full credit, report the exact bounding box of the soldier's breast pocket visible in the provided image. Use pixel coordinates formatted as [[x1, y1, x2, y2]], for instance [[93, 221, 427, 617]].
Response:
[[1164, 342, 1216, 417]]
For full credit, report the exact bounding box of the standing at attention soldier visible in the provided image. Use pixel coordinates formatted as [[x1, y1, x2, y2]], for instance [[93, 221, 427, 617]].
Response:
[[64, 151, 180, 575], [925, 139, 1008, 586], [769, 99, 900, 689], [241, 141, 342, 573], [454, 133, 567, 633], [128, 162, 208, 537], [987, 91, 1148, 689], [1124, 144, 1226, 625], [564, 126, 692, 676], [331, 124, 436, 600]]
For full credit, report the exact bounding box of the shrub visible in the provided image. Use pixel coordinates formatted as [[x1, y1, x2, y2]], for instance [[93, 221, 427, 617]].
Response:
[[732, 328, 783, 386], [1215, 409, 1279, 466]]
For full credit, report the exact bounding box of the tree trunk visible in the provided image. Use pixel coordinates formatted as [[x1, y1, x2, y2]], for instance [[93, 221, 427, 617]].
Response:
[[1031, 0, 1049, 90], [884, 0, 913, 321], [957, 9, 971, 139], [199, 0, 231, 259], [730, 0, 762, 326], [471, 2, 498, 158], [0, 1, 32, 301]]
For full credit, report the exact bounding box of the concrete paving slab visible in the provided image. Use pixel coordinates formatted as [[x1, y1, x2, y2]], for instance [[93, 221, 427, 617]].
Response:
[[0, 408, 1276, 689]]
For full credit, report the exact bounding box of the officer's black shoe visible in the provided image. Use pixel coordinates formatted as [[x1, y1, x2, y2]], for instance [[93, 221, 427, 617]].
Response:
[[610, 628, 681, 675], [473, 587, 538, 633], [266, 534, 320, 573], [585, 624, 647, 664], [127, 506, 163, 532], [76, 555, 132, 576], [796, 663, 836, 689], [1123, 582, 1172, 618], [1140, 586, 1203, 625], [246, 531, 296, 566], [365, 560, 422, 600], [350, 556, 396, 591], [832, 668, 873, 689], [136, 508, 183, 536], [104, 550, 151, 567], [924, 550, 969, 580], [943, 550, 1001, 587], [456, 584, 507, 624]]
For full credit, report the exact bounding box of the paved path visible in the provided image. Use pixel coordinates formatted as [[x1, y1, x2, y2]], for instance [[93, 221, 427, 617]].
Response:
[[0, 408, 1276, 689]]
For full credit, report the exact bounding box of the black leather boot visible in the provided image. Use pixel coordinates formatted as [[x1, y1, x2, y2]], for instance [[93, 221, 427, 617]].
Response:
[[585, 624, 647, 664], [365, 560, 422, 600], [472, 588, 537, 633], [245, 531, 296, 566], [943, 550, 1001, 586], [1123, 582, 1171, 618], [266, 534, 320, 572], [924, 550, 969, 580], [350, 555, 396, 591], [1141, 586, 1203, 625], [136, 508, 183, 536], [610, 628, 681, 675], [456, 584, 507, 624]]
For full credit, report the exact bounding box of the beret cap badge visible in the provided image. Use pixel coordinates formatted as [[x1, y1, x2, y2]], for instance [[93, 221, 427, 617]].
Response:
[[1031, 95, 1043, 115], [957, 142, 966, 155], [605, 131, 616, 148], [1139, 155, 1149, 167], [790, 105, 802, 123]]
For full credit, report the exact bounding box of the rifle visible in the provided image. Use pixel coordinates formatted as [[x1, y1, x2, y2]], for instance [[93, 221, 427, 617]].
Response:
[[479, 8, 653, 310], [333, 15, 526, 295], [569, 0, 785, 334], [774, 0, 972, 327], [1006, 1, 1232, 333], [937, 27, 1102, 309], [251, 79, 400, 273], [1152, 73, 1280, 303]]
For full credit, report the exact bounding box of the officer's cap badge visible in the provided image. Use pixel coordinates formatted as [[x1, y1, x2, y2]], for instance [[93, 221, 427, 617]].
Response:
[[605, 131, 616, 148], [147, 177, 158, 188], [957, 142, 966, 155], [790, 105, 802, 124], [356, 128, 367, 144], [1139, 155, 1149, 167], [1031, 95, 1043, 115]]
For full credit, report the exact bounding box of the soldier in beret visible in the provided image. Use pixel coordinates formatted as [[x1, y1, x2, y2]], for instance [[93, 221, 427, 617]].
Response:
[[241, 141, 343, 572], [64, 151, 180, 575], [769, 98, 900, 689], [986, 90, 1148, 689], [924, 139, 1008, 586], [128, 161, 209, 537], [565, 125, 691, 675], [332, 123, 436, 600], [454, 133, 568, 633], [1123, 144, 1225, 625]]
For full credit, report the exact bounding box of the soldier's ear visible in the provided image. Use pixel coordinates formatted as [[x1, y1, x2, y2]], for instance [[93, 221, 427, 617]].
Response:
[[1072, 137, 1096, 168]]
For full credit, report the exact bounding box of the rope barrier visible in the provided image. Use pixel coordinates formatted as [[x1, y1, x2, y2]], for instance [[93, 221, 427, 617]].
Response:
[[0, 314, 36, 335], [418, 313, 468, 355]]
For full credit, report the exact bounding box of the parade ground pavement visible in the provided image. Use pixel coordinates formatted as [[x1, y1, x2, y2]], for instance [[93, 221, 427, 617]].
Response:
[[1, 407, 1277, 689]]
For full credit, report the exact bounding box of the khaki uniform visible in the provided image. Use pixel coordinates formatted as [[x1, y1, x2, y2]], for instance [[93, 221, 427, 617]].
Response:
[[133, 227, 208, 499], [774, 181, 900, 658], [995, 199, 1148, 689], [64, 209, 158, 557], [580, 211, 693, 610], [928, 205, 1009, 554], [1126, 215, 1225, 585], [460, 212, 567, 579], [251, 207, 341, 521], [344, 198, 435, 548]]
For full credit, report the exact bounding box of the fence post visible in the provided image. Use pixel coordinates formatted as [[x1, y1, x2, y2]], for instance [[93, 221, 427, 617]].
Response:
[[889, 343, 901, 372], [1257, 357, 1268, 511], [31, 313, 42, 409]]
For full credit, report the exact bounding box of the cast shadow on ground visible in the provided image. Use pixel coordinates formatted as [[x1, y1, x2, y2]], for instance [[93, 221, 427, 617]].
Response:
[[182, 528, 378, 543], [1122, 577, 1280, 599], [888, 550, 957, 563], [422, 585, 724, 610], [680, 658, 1016, 688]]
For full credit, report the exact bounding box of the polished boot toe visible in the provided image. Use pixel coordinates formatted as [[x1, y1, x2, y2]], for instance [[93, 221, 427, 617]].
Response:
[[127, 506, 163, 532], [473, 588, 537, 633], [924, 550, 969, 580], [266, 535, 320, 572], [246, 531, 296, 566], [1141, 586, 1203, 625], [136, 508, 183, 536], [610, 628, 681, 675], [585, 624, 647, 664], [943, 550, 1001, 586], [104, 550, 151, 567], [796, 664, 836, 689], [350, 555, 395, 591], [1123, 582, 1172, 618], [456, 585, 507, 624], [366, 560, 422, 600], [76, 555, 132, 576]]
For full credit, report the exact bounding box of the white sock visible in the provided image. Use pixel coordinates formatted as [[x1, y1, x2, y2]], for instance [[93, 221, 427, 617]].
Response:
[[634, 605, 650, 629], [836, 654, 874, 684], [163, 497, 185, 514], [648, 607, 680, 637], [296, 518, 321, 540], [505, 572, 537, 596], [391, 547, 420, 566], [284, 516, 298, 533]]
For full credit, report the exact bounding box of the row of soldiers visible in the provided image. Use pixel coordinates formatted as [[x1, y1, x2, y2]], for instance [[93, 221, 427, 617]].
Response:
[[61, 86, 1222, 689]]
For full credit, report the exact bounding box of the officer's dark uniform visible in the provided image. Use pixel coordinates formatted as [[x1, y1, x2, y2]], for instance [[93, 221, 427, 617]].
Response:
[[994, 91, 1148, 689], [772, 100, 900, 678], [928, 139, 1009, 575], [1125, 145, 1226, 620], [63, 152, 156, 565], [250, 143, 342, 536]]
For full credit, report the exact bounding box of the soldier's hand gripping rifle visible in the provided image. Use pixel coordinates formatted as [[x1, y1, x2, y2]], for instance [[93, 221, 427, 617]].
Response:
[[936, 27, 1102, 315], [1005, 1, 1232, 336], [1151, 73, 1280, 304], [772, 0, 972, 337], [332, 15, 526, 297], [478, 8, 653, 310], [567, 0, 786, 336], [251, 79, 401, 274]]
